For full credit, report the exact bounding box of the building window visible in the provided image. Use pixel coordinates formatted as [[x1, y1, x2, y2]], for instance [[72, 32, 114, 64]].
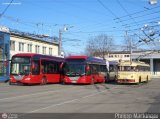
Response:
[[27, 44, 32, 52], [125, 55, 130, 57], [49, 48, 52, 55], [35, 45, 40, 53], [42, 46, 46, 54], [10, 41, 15, 51], [109, 55, 113, 58], [19, 42, 24, 51]]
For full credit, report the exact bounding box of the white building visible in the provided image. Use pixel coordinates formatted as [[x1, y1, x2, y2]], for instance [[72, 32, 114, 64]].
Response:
[[10, 30, 59, 59]]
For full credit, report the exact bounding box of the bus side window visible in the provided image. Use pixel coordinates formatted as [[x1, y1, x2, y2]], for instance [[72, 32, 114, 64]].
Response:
[[41, 60, 47, 74], [32, 60, 40, 75], [92, 65, 97, 74]]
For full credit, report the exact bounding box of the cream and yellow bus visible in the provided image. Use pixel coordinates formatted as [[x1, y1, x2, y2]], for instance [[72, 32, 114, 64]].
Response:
[[117, 61, 151, 84]]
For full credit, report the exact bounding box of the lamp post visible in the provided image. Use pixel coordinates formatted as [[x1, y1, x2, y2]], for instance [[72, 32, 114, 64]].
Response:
[[59, 29, 62, 56], [149, 0, 158, 5], [58, 25, 73, 56]]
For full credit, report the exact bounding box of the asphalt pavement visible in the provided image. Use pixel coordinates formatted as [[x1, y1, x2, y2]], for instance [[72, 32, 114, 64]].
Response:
[[0, 78, 159, 118]]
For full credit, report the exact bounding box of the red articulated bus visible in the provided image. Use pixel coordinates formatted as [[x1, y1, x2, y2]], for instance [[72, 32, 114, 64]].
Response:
[[9, 53, 64, 85], [63, 56, 108, 84]]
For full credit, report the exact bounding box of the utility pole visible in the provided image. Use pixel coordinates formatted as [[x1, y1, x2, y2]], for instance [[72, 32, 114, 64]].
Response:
[[58, 25, 73, 56], [130, 35, 132, 64], [59, 29, 62, 56], [126, 31, 132, 63]]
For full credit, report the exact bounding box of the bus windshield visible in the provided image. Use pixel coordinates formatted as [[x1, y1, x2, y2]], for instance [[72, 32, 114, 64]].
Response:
[[11, 57, 31, 75], [65, 60, 86, 76]]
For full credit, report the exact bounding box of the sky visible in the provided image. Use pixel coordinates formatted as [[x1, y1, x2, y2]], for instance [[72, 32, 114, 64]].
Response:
[[0, 0, 160, 55]]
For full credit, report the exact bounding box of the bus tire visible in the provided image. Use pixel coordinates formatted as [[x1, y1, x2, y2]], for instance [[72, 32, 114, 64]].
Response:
[[139, 77, 141, 83], [40, 77, 47, 85], [146, 76, 149, 83], [9, 82, 12, 85], [62, 81, 66, 85]]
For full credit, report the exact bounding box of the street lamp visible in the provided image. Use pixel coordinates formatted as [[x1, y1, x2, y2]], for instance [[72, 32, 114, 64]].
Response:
[[149, 0, 158, 5], [58, 25, 73, 56]]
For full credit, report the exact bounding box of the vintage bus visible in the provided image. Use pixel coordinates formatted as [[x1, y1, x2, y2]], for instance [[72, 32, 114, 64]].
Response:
[[63, 56, 108, 84], [106, 61, 118, 82], [117, 61, 151, 84], [9, 53, 64, 85]]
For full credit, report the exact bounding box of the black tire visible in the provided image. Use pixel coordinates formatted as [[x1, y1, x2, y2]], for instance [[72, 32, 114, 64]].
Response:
[[146, 76, 149, 83], [139, 77, 141, 83], [9, 82, 12, 85]]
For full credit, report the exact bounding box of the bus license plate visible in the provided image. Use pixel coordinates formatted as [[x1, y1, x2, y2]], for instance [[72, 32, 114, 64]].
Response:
[[72, 80, 77, 83]]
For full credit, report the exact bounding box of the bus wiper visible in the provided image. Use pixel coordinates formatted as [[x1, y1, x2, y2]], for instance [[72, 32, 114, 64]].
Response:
[[66, 72, 74, 75]]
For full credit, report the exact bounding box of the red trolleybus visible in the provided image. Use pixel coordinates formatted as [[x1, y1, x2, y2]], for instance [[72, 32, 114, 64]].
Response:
[[63, 56, 108, 84], [9, 53, 64, 85]]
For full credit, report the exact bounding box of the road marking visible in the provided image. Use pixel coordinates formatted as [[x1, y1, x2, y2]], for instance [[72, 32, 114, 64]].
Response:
[[0, 86, 77, 101], [29, 86, 119, 113]]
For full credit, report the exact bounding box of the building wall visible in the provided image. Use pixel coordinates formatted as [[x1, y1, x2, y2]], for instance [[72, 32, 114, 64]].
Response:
[[10, 34, 59, 59], [105, 53, 130, 61]]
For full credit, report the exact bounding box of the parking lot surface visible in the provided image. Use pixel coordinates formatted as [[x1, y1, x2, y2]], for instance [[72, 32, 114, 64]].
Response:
[[0, 78, 159, 113]]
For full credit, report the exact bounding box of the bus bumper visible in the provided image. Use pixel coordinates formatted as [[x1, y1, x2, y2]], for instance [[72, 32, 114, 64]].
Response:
[[64, 76, 91, 84], [9, 76, 37, 84], [117, 79, 135, 83]]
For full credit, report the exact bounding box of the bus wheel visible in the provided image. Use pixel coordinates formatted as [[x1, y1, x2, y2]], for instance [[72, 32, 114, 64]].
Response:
[[40, 77, 47, 85], [139, 77, 141, 84], [146, 76, 149, 83], [9, 82, 12, 85]]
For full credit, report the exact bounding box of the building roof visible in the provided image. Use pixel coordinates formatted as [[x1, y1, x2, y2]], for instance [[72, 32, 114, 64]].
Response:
[[10, 29, 59, 45]]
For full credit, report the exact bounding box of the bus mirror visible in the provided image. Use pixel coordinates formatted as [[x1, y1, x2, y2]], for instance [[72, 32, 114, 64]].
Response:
[[60, 63, 64, 69], [32, 63, 35, 69]]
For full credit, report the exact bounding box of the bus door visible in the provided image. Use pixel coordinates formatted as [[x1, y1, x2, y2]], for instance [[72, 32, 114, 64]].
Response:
[[41, 59, 60, 83]]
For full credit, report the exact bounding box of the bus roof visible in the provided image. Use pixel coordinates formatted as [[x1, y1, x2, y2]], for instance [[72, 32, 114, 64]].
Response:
[[109, 61, 118, 65], [65, 55, 106, 64], [12, 53, 64, 62], [118, 61, 150, 67]]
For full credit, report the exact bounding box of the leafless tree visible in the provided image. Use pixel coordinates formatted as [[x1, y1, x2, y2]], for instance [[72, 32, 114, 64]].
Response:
[[85, 34, 114, 59]]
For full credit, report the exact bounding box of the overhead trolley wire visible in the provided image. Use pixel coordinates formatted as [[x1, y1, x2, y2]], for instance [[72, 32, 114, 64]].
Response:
[[114, 5, 160, 20], [0, 0, 14, 19]]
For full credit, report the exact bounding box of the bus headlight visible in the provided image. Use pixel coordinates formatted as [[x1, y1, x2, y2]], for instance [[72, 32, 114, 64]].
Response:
[[25, 78, 31, 80]]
